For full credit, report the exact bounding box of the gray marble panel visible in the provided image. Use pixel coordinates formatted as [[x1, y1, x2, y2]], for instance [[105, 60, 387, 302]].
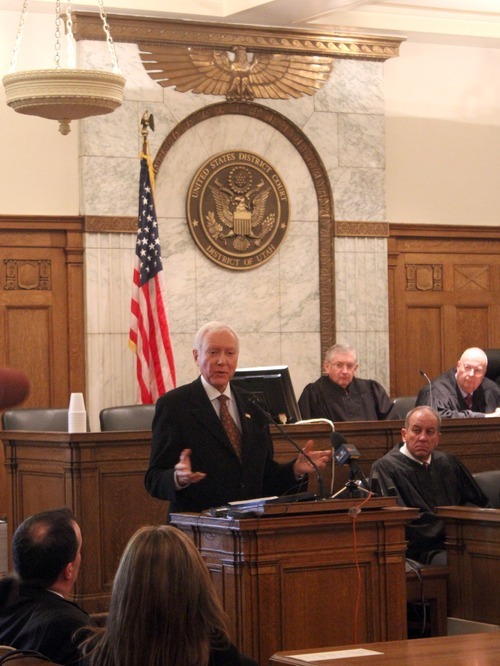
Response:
[[261, 95, 315, 129], [81, 155, 138, 216], [157, 216, 198, 333], [330, 167, 385, 221], [280, 233, 320, 332], [315, 59, 384, 114], [193, 253, 281, 333], [86, 332, 136, 431], [303, 111, 339, 174], [282, 332, 322, 401]]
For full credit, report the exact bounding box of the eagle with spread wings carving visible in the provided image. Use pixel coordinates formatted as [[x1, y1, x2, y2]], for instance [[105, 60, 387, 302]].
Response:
[[139, 45, 334, 101], [207, 178, 275, 251]]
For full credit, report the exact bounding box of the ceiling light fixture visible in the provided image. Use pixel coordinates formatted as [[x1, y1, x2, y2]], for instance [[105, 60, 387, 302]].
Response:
[[2, 0, 125, 135]]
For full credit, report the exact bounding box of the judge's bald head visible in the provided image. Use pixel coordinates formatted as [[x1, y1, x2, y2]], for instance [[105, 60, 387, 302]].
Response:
[[402, 407, 441, 462]]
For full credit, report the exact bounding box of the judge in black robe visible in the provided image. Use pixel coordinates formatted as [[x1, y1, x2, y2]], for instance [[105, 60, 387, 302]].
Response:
[[299, 343, 398, 423], [299, 375, 398, 422], [416, 368, 500, 418], [370, 442, 490, 563]]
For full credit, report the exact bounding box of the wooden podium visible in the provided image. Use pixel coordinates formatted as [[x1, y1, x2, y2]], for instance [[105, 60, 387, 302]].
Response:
[[171, 499, 418, 666]]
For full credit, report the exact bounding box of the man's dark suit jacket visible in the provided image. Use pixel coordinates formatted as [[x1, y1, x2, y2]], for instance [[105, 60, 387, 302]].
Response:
[[144, 377, 304, 515], [0, 583, 92, 665]]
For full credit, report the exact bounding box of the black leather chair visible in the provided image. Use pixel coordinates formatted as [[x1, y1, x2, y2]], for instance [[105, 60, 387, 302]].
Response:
[[484, 348, 500, 386], [1, 408, 71, 432], [392, 396, 417, 420], [99, 404, 155, 431], [473, 470, 500, 508]]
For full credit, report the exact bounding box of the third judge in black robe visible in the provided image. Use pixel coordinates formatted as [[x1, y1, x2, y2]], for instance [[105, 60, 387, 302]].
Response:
[[370, 428, 490, 563]]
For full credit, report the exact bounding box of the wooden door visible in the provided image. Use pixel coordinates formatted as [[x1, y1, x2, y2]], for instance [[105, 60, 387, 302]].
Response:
[[0, 216, 85, 516], [388, 224, 500, 397]]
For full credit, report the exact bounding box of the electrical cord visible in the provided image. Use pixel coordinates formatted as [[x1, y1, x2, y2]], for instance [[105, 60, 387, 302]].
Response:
[[348, 491, 374, 645]]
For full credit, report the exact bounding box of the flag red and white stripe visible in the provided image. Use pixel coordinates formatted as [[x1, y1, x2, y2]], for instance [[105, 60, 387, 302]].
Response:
[[129, 149, 176, 403]]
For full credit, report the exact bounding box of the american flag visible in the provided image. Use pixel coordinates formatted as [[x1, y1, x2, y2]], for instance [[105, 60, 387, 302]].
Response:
[[129, 151, 176, 403]]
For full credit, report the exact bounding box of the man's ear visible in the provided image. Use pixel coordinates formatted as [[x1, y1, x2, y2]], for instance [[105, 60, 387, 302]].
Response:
[[63, 561, 73, 581], [193, 349, 199, 364], [401, 427, 407, 443]]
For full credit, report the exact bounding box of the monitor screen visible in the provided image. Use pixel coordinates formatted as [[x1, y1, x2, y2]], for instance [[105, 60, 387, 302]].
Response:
[[231, 365, 301, 424]]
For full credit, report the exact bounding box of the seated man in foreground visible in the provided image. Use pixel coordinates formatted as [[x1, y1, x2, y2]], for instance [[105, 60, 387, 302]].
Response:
[[369, 406, 490, 565], [299, 343, 398, 422], [416, 346, 500, 418], [0, 507, 93, 664]]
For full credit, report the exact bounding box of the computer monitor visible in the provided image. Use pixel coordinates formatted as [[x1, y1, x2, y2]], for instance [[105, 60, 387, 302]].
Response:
[[231, 365, 301, 424]]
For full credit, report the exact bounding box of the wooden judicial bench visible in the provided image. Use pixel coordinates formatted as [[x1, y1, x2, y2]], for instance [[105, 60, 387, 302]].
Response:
[[437, 506, 500, 627], [171, 499, 418, 666], [1, 417, 499, 620], [1, 430, 166, 612], [270, 417, 500, 494]]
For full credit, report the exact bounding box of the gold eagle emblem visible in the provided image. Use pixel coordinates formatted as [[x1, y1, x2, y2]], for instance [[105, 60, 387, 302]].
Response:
[[208, 173, 274, 251], [139, 45, 334, 101]]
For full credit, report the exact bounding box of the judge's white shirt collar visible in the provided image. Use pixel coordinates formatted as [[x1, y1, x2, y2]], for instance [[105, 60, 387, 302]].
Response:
[[400, 442, 431, 466]]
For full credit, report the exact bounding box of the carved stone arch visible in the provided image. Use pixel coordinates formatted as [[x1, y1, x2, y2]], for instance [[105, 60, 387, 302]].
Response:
[[154, 100, 335, 358]]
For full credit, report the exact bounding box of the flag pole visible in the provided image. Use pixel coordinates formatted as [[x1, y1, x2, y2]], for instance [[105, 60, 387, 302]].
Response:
[[130, 109, 176, 403], [140, 110, 154, 155]]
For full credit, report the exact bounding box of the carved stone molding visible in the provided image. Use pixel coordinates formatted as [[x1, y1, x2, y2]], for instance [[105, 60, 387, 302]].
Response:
[[153, 100, 335, 359], [335, 220, 389, 237], [84, 216, 137, 233], [72, 12, 403, 61]]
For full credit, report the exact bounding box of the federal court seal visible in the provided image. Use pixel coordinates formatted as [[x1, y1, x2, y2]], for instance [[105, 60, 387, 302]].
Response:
[[186, 151, 289, 270]]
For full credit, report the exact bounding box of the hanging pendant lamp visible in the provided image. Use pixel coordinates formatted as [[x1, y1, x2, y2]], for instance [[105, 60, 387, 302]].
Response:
[[2, 0, 125, 135]]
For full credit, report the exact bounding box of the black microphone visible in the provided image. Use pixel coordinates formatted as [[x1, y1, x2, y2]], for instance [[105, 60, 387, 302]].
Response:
[[330, 431, 347, 452], [419, 369, 433, 410], [331, 432, 370, 491], [246, 393, 326, 500]]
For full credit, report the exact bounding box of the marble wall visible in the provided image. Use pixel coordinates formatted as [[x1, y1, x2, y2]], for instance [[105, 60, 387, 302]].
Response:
[[80, 41, 389, 430]]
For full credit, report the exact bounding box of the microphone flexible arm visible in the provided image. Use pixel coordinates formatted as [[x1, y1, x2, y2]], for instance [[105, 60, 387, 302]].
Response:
[[247, 396, 325, 499], [419, 369, 433, 411]]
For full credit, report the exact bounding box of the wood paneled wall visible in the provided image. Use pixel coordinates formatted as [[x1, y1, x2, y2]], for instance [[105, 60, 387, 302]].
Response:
[[0, 216, 85, 517], [388, 224, 500, 397]]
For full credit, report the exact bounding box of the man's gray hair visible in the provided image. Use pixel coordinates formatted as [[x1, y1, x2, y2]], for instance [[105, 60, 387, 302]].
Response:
[[324, 343, 358, 364], [193, 321, 239, 352]]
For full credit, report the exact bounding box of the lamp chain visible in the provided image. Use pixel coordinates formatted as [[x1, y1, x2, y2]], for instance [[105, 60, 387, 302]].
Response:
[[54, 0, 62, 68], [97, 0, 121, 74], [65, 4, 77, 68], [8, 0, 30, 73]]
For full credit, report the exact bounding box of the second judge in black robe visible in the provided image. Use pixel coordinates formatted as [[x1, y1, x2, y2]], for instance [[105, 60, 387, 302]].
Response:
[[298, 343, 398, 422]]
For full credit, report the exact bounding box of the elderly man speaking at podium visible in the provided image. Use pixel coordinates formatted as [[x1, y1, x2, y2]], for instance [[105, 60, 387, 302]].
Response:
[[145, 321, 331, 518]]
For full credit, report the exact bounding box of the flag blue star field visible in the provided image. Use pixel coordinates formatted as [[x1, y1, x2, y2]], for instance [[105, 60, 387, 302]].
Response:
[[129, 150, 176, 403]]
